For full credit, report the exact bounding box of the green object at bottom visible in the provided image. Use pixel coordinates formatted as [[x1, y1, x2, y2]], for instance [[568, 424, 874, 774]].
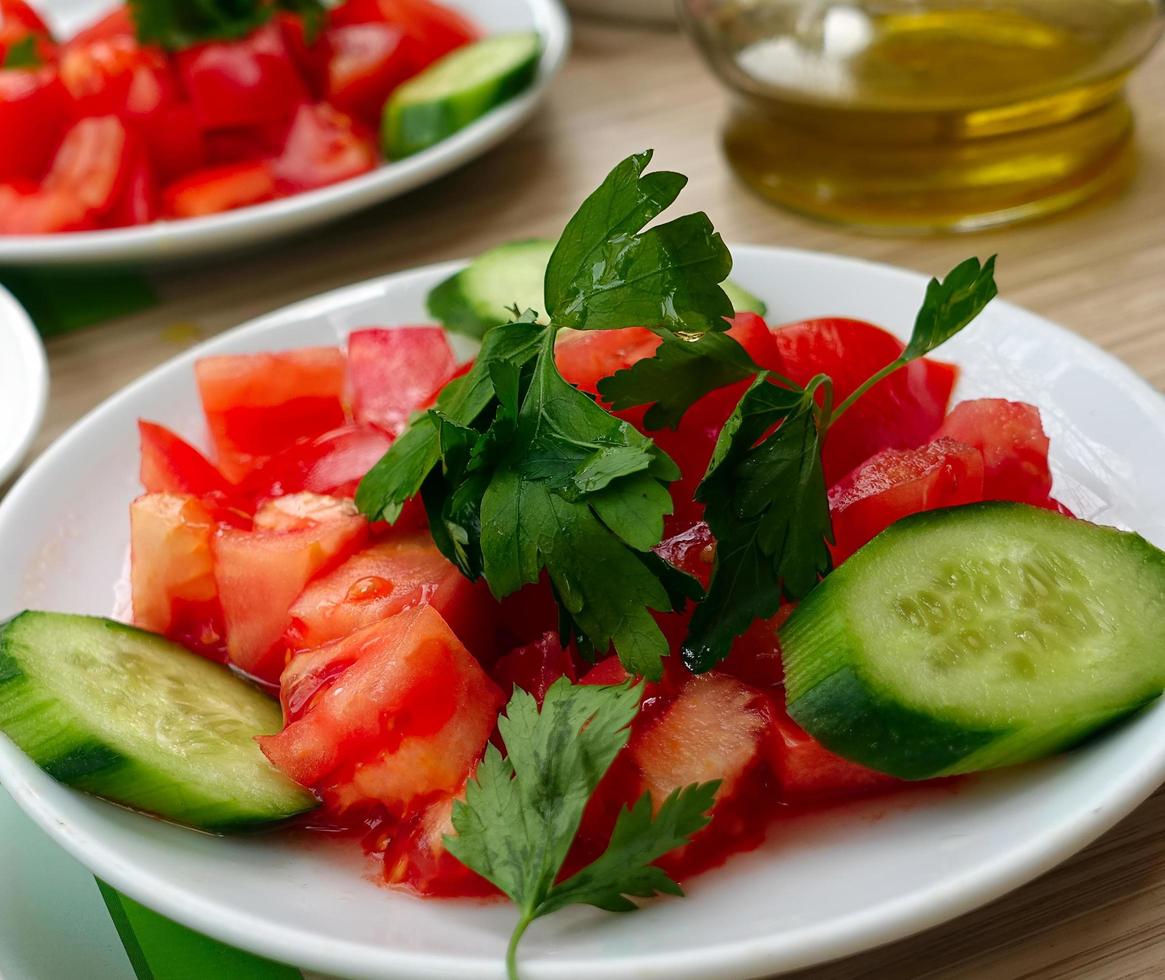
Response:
[[97, 881, 301, 980], [0, 269, 156, 337]]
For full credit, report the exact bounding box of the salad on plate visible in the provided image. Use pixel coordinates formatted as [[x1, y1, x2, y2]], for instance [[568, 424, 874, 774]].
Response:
[[0, 0, 540, 232], [1, 153, 1163, 979]]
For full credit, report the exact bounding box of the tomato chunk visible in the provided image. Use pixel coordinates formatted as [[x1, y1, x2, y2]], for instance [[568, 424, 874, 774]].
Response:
[[241, 423, 392, 502], [324, 23, 415, 129], [773, 318, 957, 485], [130, 493, 226, 660], [260, 605, 504, 814], [492, 632, 577, 704], [0, 1, 52, 66], [935, 398, 1054, 506], [555, 327, 660, 395], [330, 0, 479, 64], [272, 102, 376, 193], [630, 674, 770, 807], [767, 703, 899, 802], [138, 420, 236, 498], [45, 115, 134, 216], [829, 437, 985, 563], [213, 497, 367, 681], [347, 327, 456, 435], [163, 160, 277, 219], [382, 790, 494, 897], [0, 68, 71, 183], [196, 347, 347, 482], [285, 532, 496, 660], [177, 23, 307, 130]]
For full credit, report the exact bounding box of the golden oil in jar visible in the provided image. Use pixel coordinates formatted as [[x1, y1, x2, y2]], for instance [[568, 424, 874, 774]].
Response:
[[680, 1, 1164, 231]]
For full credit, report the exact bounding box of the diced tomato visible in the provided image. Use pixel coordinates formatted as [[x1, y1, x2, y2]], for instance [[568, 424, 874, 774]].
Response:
[[324, 23, 415, 129], [59, 35, 173, 119], [496, 576, 560, 648], [0, 0, 52, 65], [382, 790, 494, 897], [725, 311, 781, 370], [195, 347, 347, 482], [177, 22, 308, 130], [213, 498, 367, 681], [0, 183, 92, 234], [253, 492, 361, 531], [0, 68, 71, 183], [44, 115, 133, 216], [138, 420, 236, 498], [69, 7, 134, 46], [271, 102, 376, 194], [331, 0, 478, 64], [140, 100, 206, 183], [284, 532, 496, 661], [654, 520, 716, 589], [106, 142, 158, 227], [580, 654, 631, 686], [241, 423, 391, 502], [130, 493, 226, 660], [555, 327, 660, 396], [346, 327, 456, 435], [767, 703, 898, 802], [492, 631, 577, 704], [259, 605, 504, 814], [935, 398, 1054, 506], [829, 437, 986, 563], [278, 11, 332, 94], [773, 318, 957, 485], [162, 160, 277, 219], [631, 674, 770, 806]]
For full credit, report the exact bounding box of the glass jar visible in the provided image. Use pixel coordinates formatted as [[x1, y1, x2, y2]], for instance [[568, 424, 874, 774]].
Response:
[[679, 0, 1164, 231]]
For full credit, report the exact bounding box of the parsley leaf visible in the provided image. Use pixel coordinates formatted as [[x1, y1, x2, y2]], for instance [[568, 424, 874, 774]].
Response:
[[598, 329, 760, 430], [545, 150, 734, 333], [129, 0, 326, 50], [683, 376, 832, 672], [903, 255, 999, 361], [445, 679, 717, 980], [2, 36, 41, 69], [479, 325, 691, 679]]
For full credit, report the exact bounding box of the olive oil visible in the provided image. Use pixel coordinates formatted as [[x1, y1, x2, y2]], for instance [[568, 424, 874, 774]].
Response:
[[682, 1, 1163, 231]]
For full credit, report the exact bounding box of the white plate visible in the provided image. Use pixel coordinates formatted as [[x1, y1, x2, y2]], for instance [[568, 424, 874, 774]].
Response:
[[1, 246, 1165, 980], [0, 287, 48, 485], [0, 0, 569, 267]]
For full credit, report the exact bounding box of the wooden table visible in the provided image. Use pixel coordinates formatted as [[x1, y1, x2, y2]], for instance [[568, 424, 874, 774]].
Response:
[[16, 16, 1165, 980]]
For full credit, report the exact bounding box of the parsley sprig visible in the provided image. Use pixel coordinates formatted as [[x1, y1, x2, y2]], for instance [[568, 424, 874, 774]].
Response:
[[129, 0, 326, 50], [446, 679, 717, 980]]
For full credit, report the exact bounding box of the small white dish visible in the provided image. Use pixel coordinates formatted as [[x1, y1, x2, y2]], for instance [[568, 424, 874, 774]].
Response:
[[0, 0, 570, 267], [0, 287, 48, 486], [1, 246, 1164, 979]]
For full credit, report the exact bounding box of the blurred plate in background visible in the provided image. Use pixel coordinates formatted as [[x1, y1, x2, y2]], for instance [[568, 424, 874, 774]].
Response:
[[0, 287, 47, 485], [0, 0, 569, 267]]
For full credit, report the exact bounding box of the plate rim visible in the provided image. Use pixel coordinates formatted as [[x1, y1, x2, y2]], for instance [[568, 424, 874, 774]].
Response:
[[0, 0, 570, 267], [2, 244, 1165, 979], [0, 286, 49, 486]]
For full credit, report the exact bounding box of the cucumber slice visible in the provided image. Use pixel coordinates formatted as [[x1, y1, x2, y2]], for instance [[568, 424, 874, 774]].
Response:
[[428, 238, 769, 337], [722, 281, 767, 316], [0, 612, 316, 831], [782, 503, 1165, 780], [383, 33, 542, 159]]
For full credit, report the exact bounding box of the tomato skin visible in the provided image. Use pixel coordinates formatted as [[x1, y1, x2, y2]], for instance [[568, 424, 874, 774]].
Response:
[[241, 423, 392, 502], [772, 318, 957, 486], [555, 327, 660, 395], [284, 532, 497, 661], [195, 347, 347, 482], [177, 23, 308, 130], [260, 605, 505, 814], [491, 631, 577, 704], [278, 11, 332, 95], [213, 497, 368, 681], [106, 142, 158, 226], [382, 792, 495, 897], [767, 702, 899, 802], [828, 437, 986, 563], [346, 326, 456, 435], [138, 420, 236, 498], [68, 7, 134, 47], [331, 0, 478, 64], [324, 23, 415, 129], [272, 102, 376, 194], [0, 68, 71, 183], [934, 398, 1054, 506]]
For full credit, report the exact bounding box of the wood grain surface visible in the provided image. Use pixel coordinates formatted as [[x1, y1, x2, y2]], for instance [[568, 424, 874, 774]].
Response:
[[13, 15, 1165, 980]]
